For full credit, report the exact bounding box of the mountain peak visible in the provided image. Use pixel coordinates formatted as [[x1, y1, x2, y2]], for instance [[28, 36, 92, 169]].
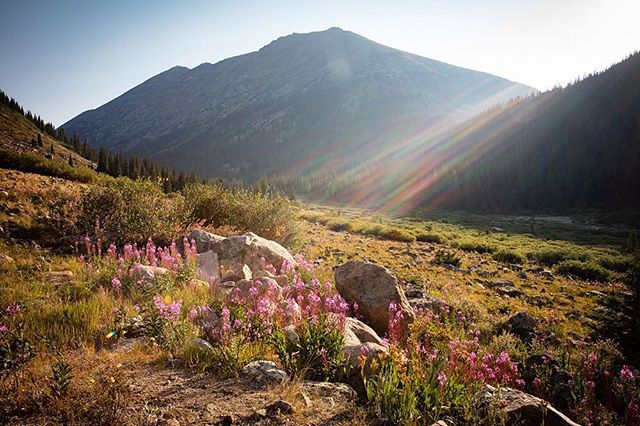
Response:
[[62, 29, 533, 180]]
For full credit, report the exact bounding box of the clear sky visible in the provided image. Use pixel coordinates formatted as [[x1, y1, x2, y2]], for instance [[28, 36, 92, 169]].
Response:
[[1, 0, 638, 126]]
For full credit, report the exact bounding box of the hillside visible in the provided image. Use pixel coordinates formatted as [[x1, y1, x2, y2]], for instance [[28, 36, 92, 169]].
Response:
[[275, 52, 640, 215], [61, 27, 534, 181], [0, 102, 93, 169]]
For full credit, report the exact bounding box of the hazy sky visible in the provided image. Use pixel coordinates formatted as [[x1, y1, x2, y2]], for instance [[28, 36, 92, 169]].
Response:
[[1, 0, 638, 125]]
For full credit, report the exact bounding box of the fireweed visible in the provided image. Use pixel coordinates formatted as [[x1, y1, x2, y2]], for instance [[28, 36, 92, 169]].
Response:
[[190, 256, 352, 379], [365, 300, 524, 424], [78, 236, 198, 297]]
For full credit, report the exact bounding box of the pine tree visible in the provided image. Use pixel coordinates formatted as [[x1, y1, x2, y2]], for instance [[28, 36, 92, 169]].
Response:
[[97, 147, 109, 173]]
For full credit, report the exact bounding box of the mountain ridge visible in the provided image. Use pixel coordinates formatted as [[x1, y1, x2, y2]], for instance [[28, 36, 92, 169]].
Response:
[[62, 27, 535, 180]]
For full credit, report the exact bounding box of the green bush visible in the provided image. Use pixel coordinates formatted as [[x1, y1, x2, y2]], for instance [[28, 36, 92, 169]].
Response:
[[76, 178, 183, 245], [556, 260, 610, 282], [0, 148, 95, 183], [492, 250, 526, 265], [380, 228, 416, 243], [327, 220, 353, 232], [434, 249, 462, 267], [416, 232, 444, 244], [181, 183, 301, 247], [455, 240, 496, 254], [597, 255, 632, 273], [527, 248, 587, 266]]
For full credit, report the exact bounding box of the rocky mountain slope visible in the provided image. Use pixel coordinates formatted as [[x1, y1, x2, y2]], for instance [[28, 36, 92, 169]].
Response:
[[62, 27, 534, 180]]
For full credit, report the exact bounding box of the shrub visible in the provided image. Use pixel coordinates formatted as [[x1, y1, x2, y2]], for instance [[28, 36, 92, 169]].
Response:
[[181, 183, 301, 247], [597, 255, 632, 273], [327, 220, 353, 232], [416, 232, 444, 244], [528, 248, 587, 267], [556, 260, 610, 282], [0, 148, 95, 183], [456, 240, 496, 254], [434, 249, 462, 267], [492, 250, 526, 265], [76, 178, 184, 246], [380, 228, 416, 243]]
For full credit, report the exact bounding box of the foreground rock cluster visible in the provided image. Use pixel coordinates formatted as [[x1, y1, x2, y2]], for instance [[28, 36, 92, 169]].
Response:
[[184, 229, 579, 425]]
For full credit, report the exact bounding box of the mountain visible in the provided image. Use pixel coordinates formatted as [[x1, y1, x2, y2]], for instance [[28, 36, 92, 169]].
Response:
[[280, 52, 640, 213], [62, 27, 534, 180]]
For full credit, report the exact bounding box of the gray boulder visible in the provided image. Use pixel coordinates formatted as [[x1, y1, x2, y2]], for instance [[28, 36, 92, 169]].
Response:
[[130, 264, 169, 285], [334, 260, 415, 335], [196, 250, 220, 282], [483, 385, 580, 426], [210, 232, 296, 274], [188, 229, 225, 253]]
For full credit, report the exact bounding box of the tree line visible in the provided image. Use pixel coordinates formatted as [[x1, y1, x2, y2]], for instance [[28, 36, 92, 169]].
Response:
[[1, 89, 200, 192]]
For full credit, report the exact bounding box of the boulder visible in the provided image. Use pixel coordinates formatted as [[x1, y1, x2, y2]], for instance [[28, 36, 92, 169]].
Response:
[[221, 264, 252, 282], [506, 312, 538, 343], [342, 317, 389, 377], [482, 385, 579, 426], [188, 230, 225, 253], [196, 250, 220, 282], [334, 260, 415, 335], [344, 317, 387, 347], [242, 360, 288, 385], [210, 232, 296, 274], [130, 264, 169, 285]]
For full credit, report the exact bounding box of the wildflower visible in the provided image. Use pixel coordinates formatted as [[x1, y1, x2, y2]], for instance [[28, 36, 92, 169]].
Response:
[[111, 277, 121, 290], [0, 324, 7, 333], [188, 308, 198, 321], [621, 365, 635, 380], [6, 302, 21, 319], [437, 371, 448, 388], [153, 295, 181, 322]]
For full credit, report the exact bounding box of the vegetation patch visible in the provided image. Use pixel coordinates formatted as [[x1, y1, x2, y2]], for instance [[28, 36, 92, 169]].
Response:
[[492, 249, 526, 265], [556, 260, 611, 282]]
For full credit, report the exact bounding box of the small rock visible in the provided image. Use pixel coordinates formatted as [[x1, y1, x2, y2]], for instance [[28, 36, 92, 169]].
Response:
[[190, 337, 213, 351], [265, 399, 295, 416], [302, 382, 357, 400], [496, 286, 524, 298], [506, 312, 537, 343], [242, 360, 288, 385]]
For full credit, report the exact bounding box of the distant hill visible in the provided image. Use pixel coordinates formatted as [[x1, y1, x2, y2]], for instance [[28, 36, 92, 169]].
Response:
[[62, 27, 534, 181], [0, 94, 93, 169], [276, 52, 640, 213]]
